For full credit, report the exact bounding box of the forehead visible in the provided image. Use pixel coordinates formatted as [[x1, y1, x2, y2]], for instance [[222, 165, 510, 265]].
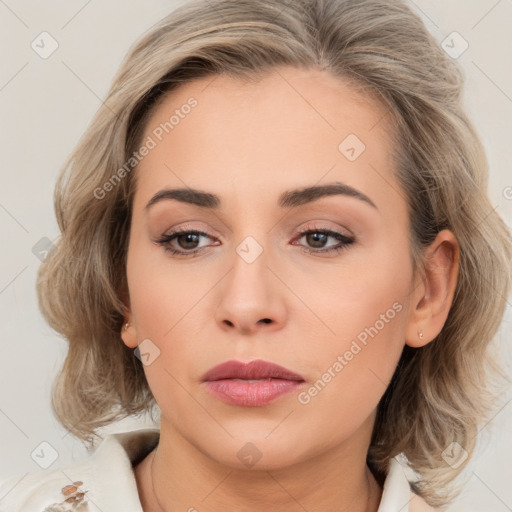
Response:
[[133, 66, 403, 214]]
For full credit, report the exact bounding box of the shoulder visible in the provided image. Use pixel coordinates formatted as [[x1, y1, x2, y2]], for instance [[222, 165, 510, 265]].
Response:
[[0, 428, 159, 512]]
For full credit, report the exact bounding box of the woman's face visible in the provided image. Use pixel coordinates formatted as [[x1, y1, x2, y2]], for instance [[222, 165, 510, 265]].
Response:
[[124, 66, 418, 469]]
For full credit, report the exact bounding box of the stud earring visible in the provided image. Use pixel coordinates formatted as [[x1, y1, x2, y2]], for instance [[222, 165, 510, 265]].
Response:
[[124, 323, 130, 331], [418, 330, 424, 340]]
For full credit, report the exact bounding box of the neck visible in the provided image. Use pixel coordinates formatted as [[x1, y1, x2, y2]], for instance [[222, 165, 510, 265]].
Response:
[[135, 418, 382, 512]]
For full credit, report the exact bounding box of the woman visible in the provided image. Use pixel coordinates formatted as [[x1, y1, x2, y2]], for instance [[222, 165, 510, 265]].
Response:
[[1, 0, 510, 510]]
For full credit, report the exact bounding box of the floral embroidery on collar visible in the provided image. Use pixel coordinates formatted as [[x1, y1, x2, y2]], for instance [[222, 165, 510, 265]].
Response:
[[42, 480, 89, 511]]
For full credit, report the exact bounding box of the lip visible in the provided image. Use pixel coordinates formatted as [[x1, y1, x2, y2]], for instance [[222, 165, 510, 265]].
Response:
[[202, 359, 306, 407], [202, 359, 305, 382]]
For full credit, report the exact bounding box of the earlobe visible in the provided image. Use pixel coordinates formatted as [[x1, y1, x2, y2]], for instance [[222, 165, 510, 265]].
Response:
[[405, 229, 459, 348], [119, 285, 138, 348], [121, 320, 138, 349]]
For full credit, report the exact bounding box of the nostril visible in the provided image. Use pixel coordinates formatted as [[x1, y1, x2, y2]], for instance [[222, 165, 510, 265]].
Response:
[[259, 318, 272, 324]]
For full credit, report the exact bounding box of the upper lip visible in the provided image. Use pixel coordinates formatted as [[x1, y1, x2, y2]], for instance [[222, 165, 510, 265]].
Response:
[[202, 359, 305, 382]]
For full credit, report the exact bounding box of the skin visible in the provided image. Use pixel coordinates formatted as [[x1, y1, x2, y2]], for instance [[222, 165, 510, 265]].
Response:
[[121, 66, 458, 512]]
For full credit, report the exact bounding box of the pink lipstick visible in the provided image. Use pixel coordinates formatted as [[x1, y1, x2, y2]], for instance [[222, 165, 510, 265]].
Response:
[[201, 359, 305, 407]]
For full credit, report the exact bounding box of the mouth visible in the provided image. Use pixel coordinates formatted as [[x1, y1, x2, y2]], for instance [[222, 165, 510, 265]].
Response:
[[201, 359, 306, 407]]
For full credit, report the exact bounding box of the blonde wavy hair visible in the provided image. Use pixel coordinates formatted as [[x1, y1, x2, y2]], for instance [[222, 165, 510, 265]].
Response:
[[37, 0, 511, 507]]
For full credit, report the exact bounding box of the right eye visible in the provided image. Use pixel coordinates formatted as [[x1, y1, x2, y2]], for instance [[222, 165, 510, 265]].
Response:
[[155, 229, 220, 257]]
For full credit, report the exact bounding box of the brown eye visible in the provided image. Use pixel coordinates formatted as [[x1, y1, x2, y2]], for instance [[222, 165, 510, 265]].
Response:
[[305, 232, 329, 248], [155, 229, 220, 257], [293, 228, 355, 255], [176, 232, 201, 250]]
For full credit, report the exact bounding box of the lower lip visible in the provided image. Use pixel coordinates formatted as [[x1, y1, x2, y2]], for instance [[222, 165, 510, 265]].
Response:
[[203, 379, 304, 406]]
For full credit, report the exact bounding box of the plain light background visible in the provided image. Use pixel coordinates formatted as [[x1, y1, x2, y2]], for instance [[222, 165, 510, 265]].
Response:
[[0, 1, 511, 510]]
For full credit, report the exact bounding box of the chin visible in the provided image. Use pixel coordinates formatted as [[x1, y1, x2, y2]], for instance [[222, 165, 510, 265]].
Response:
[[201, 433, 313, 471]]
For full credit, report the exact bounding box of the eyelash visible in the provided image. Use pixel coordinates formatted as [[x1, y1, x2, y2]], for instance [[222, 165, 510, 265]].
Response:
[[155, 226, 355, 258]]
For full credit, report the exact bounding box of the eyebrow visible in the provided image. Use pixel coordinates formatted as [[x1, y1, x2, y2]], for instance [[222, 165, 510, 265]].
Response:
[[145, 181, 377, 211]]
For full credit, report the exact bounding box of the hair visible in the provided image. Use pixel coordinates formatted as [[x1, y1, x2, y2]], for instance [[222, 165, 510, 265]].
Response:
[[37, 0, 511, 507]]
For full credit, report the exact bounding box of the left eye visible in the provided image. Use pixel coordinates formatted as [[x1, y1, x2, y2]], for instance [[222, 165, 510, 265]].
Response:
[[293, 229, 355, 254]]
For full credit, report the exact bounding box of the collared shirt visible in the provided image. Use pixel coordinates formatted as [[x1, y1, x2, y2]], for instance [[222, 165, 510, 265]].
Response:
[[0, 428, 435, 511]]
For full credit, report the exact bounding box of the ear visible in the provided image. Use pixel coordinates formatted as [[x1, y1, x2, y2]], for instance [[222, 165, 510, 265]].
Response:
[[405, 229, 459, 348], [119, 288, 138, 349]]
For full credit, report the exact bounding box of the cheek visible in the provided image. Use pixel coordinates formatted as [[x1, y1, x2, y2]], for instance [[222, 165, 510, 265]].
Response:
[[125, 245, 218, 397], [125, 256, 204, 415], [126, 238, 215, 339], [292, 229, 412, 354], [290, 281, 409, 450], [293, 239, 412, 409]]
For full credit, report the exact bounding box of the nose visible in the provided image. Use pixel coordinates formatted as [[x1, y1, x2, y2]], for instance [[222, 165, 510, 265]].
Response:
[[214, 244, 287, 335]]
